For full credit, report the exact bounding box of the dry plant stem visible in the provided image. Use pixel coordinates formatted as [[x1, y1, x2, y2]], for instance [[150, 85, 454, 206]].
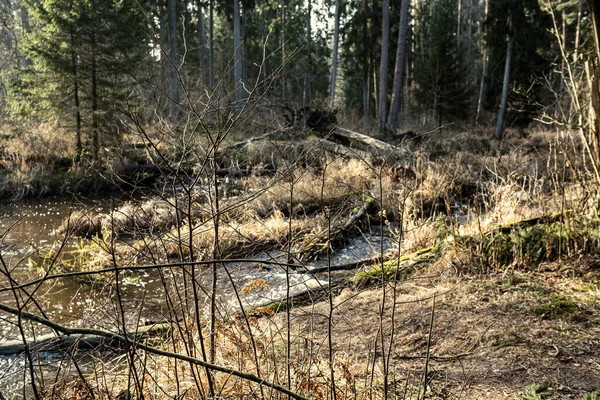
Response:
[[326, 208, 337, 400], [421, 294, 436, 400], [109, 215, 143, 396], [286, 177, 294, 396], [0, 256, 40, 400], [546, 0, 600, 183], [0, 301, 309, 400]]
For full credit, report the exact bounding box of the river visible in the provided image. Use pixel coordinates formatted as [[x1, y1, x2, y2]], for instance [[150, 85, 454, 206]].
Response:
[[0, 194, 394, 399]]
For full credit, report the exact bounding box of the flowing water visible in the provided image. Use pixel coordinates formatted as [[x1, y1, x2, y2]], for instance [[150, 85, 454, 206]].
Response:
[[0, 194, 395, 399]]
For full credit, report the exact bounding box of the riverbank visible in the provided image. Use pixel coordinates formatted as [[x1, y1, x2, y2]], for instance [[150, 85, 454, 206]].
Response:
[[2, 123, 600, 399]]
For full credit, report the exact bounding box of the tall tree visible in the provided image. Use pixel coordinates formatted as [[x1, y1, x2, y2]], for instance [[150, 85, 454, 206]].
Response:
[[329, 0, 340, 108], [198, 0, 205, 79], [387, 0, 410, 133], [209, 0, 214, 88], [588, 0, 600, 163], [414, 0, 472, 124], [233, 0, 242, 103], [476, 0, 488, 124], [8, 0, 149, 161], [378, 0, 390, 132], [494, 13, 513, 140], [168, 0, 179, 121]]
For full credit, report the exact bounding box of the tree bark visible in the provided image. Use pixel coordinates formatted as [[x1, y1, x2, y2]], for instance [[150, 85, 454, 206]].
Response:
[[362, 0, 370, 118], [19, 4, 31, 67], [90, 11, 99, 162], [329, 0, 341, 109], [588, 0, 600, 163], [197, 0, 204, 80], [494, 28, 514, 141], [209, 0, 214, 88], [70, 26, 82, 163], [378, 0, 391, 132], [475, 0, 488, 124], [234, 0, 243, 104], [387, 0, 410, 134], [168, 0, 179, 121]]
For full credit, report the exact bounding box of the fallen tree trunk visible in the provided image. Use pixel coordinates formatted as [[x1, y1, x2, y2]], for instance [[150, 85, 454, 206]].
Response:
[[311, 137, 370, 160], [300, 197, 378, 260], [0, 302, 307, 400], [224, 126, 295, 152], [123, 164, 275, 178], [333, 127, 412, 162], [0, 322, 173, 357]]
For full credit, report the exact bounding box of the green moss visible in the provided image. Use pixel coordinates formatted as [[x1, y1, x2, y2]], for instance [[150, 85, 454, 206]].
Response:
[[351, 247, 436, 286], [533, 294, 583, 321], [519, 381, 553, 399], [584, 389, 600, 400], [455, 218, 600, 269]]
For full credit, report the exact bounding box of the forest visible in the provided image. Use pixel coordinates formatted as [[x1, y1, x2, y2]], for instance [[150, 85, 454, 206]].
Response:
[[0, 0, 600, 398]]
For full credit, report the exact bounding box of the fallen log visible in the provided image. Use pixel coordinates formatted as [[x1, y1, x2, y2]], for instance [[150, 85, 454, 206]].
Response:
[[311, 137, 370, 160], [333, 127, 412, 162], [123, 164, 275, 178], [224, 126, 295, 152], [0, 303, 307, 399], [300, 196, 378, 260], [0, 322, 173, 357]]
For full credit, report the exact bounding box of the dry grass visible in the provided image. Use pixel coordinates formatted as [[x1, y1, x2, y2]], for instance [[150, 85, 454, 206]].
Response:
[[40, 125, 600, 399]]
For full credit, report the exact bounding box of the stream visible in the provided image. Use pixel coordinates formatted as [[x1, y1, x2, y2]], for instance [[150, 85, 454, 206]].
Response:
[[0, 194, 395, 399]]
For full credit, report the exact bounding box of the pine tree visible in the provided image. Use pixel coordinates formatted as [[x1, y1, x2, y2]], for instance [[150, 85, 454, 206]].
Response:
[[413, 0, 472, 125], [7, 0, 150, 161]]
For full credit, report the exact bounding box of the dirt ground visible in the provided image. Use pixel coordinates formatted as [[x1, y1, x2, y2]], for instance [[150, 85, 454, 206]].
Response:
[[263, 254, 600, 399]]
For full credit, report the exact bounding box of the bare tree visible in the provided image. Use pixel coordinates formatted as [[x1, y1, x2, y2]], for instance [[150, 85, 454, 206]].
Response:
[[329, 0, 340, 109], [387, 0, 410, 134], [476, 0, 488, 124], [168, 0, 179, 121], [494, 13, 513, 141], [378, 0, 390, 132], [586, 0, 600, 165], [234, 0, 242, 103]]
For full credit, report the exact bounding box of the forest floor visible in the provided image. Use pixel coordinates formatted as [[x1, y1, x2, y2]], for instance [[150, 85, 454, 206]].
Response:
[[4, 118, 600, 399], [263, 254, 600, 399]]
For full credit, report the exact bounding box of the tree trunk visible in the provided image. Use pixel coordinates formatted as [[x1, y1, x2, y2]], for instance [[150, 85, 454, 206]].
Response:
[[362, 11, 369, 118], [304, 0, 312, 107], [387, 0, 410, 134], [588, 0, 600, 164], [329, 0, 340, 109], [233, 0, 242, 104], [159, 6, 167, 86], [574, 0, 582, 68], [168, 0, 179, 121], [91, 32, 99, 161], [281, 0, 286, 100], [494, 30, 514, 141], [476, 0, 488, 124], [197, 0, 204, 81], [209, 0, 214, 88], [559, 8, 566, 93], [20, 5, 31, 67], [70, 26, 82, 163], [456, 0, 461, 52], [378, 0, 390, 132]]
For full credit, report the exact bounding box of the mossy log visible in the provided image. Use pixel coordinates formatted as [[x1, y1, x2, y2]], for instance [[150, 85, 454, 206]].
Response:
[[0, 322, 173, 357], [246, 282, 343, 317], [351, 246, 437, 286]]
